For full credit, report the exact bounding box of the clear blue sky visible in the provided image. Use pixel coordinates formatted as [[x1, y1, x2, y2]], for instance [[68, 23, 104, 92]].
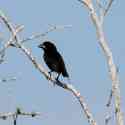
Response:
[[0, 0, 125, 125]]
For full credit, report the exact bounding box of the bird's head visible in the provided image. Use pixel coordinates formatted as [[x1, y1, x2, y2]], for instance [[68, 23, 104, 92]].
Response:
[[38, 41, 57, 51]]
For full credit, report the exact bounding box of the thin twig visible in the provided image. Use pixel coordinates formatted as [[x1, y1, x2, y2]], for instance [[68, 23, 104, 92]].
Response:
[[0, 12, 24, 62], [0, 25, 23, 63], [96, 0, 103, 9], [0, 107, 41, 125], [77, 0, 93, 11], [21, 25, 72, 43], [104, 0, 114, 16], [0, 76, 16, 83], [105, 115, 111, 125], [96, 0, 105, 24], [106, 89, 113, 107]]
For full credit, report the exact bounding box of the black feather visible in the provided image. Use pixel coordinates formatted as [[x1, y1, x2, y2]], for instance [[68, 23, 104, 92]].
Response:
[[38, 41, 69, 81]]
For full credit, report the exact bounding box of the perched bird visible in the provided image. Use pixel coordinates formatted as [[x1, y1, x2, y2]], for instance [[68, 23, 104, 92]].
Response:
[[38, 41, 69, 81]]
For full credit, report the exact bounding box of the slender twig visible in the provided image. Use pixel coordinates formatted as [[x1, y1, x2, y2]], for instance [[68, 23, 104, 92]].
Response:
[[0, 24, 70, 62], [0, 25, 23, 63], [104, 0, 114, 16], [96, 0, 104, 10], [0, 76, 16, 83], [95, 0, 114, 24], [96, 0, 105, 24], [21, 25, 72, 43], [106, 89, 113, 107], [77, 0, 93, 11], [0, 11, 97, 125], [105, 115, 111, 125], [0, 107, 41, 125], [0, 12, 24, 62]]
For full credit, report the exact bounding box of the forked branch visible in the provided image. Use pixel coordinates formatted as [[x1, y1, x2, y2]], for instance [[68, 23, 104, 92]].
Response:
[[0, 11, 97, 125], [78, 0, 124, 125], [0, 108, 41, 125]]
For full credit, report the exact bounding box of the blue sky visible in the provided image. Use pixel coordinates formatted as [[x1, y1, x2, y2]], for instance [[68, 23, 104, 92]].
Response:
[[0, 0, 125, 125]]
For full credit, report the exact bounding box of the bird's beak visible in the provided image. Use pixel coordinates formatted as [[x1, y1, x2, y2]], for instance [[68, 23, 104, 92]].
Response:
[[38, 44, 45, 49]]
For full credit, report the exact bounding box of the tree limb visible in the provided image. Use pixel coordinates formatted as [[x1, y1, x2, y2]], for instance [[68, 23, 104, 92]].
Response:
[[77, 0, 93, 11], [78, 1, 124, 125], [0, 107, 41, 125], [16, 31, 98, 125], [0, 25, 23, 63]]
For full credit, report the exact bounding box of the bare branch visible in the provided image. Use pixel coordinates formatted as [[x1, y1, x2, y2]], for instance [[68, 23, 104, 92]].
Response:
[[92, 12, 123, 125], [0, 11, 97, 125], [105, 115, 111, 125], [21, 25, 72, 43], [0, 76, 17, 83], [95, 0, 105, 24], [0, 11, 21, 50], [0, 11, 24, 62], [79, 1, 124, 125], [77, 0, 93, 12], [106, 89, 113, 107], [104, 0, 114, 16], [0, 25, 23, 63], [12, 39, 97, 125], [0, 107, 41, 125], [15, 32, 98, 125], [78, 0, 123, 124]]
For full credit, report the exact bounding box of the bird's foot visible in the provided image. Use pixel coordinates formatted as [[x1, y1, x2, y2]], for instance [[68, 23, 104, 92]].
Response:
[[50, 77, 59, 87], [55, 77, 59, 82], [48, 71, 56, 87], [47, 71, 52, 80], [55, 77, 61, 83]]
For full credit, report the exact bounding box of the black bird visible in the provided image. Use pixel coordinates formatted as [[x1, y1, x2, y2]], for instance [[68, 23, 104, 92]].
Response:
[[38, 41, 69, 81]]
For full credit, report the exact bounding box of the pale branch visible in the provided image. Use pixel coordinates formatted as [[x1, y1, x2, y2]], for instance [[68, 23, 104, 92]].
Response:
[[105, 102, 114, 125], [0, 25, 23, 63], [96, 0, 103, 9], [21, 25, 72, 43], [105, 115, 111, 125], [0, 11, 97, 125], [91, 10, 123, 125], [106, 89, 113, 107], [104, 0, 114, 16], [16, 37, 97, 125], [79, 1, 124, 125], [95, 0, 105, 24], [0, 107, 41, 125], [0, 13, 20, 44], [77, 0, 93, 12], [0, 11, 24, 62], [0, 24, 71, 62], [0, 108, 41, 119], [91, 0, 114, 25], [0, 76, 16, 83], [99, 0, 114, 24]]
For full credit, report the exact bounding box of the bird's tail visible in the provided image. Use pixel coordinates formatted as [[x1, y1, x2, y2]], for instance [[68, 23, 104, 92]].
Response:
[[62, 69, 69, 78]]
